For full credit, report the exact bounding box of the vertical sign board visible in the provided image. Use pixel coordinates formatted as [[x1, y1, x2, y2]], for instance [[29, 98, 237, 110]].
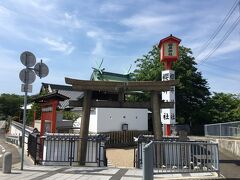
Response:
[[163, 42, 177, 57], [159, 35, 181, 136], [161, 70, 176, 125]]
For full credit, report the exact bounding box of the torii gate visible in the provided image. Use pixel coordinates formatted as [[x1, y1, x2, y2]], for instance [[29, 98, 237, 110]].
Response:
[[65, 78, 178, 165]]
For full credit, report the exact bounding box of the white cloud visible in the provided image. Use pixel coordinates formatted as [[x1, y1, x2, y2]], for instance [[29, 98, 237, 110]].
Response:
[[196, 39, 240, 62], [121, 15, 172, 28], [100, 3, 124, 13], [42, 37, 75, 55], [92, 41, 104, 56], [87, 31, 98, 38], [28, 0, 55, 11], [0, 5, 13, 17], [61, 12, 82, 29], [212, 40, 240, 57]]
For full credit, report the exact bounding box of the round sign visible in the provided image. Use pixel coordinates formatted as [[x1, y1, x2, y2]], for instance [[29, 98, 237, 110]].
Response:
[[34, 62, 49, 78], [19, 68, 36, 84], [20, 51, 36, 67]]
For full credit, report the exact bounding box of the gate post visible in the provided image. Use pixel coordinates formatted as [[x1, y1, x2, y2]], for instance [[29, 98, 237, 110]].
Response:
[[143, 141, 153, 180]]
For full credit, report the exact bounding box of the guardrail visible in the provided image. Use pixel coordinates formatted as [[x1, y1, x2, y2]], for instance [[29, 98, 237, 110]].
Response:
[[6, 135, 22, 147], [142, 140, 220, 180]]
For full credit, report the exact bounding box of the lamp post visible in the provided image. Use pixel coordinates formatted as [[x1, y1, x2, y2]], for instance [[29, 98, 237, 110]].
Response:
[[19, 51, 49, 170]]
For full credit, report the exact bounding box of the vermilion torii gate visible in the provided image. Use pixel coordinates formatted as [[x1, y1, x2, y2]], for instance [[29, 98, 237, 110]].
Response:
[[65, 78, 178, 165]]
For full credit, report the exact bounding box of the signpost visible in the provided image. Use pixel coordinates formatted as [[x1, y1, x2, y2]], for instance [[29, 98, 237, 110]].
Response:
[[159, 35, 181, 136], [19, 51, 49, 170]]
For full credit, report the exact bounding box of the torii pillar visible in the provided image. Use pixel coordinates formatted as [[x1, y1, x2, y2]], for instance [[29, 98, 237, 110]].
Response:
[[152, 91, 163, 140], [78, 91, 92, 165]]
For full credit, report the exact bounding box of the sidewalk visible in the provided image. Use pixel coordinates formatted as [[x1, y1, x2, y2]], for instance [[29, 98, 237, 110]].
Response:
[[0, 165, 221, 180]]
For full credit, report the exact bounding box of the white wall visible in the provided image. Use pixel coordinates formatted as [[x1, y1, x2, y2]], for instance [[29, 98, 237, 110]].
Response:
[[96, 108, 148, 132], [89, 109, 98, 133]]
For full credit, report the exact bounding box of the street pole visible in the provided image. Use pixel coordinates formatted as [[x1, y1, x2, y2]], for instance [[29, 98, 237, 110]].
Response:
[[19, 51, 49, 170], [21, 90, 27, 170]]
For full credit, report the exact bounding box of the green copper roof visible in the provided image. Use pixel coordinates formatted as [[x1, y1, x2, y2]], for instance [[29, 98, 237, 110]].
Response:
[[90, 69, 133, 82]]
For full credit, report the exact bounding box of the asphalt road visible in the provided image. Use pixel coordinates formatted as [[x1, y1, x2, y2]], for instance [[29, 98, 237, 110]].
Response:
[[219, 149, 240, 180], [0, 129, 20, 168]]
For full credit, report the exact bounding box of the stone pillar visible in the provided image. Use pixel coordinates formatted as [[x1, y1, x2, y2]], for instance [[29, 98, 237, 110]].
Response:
[[78, 91, 92, 165], [3, 152, 12, 173]]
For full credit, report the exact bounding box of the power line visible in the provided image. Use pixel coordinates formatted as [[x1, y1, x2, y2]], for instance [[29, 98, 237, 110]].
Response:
[[199, 61, 240, 72], [199, 15, 240, 64], [195, 0, 239, 58], [201, 68, 240, 83]]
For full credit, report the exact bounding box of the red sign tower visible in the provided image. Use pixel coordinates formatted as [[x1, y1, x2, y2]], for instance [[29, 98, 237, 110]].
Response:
[[159, 34, 181, 69], [159, 34, 181, 136]]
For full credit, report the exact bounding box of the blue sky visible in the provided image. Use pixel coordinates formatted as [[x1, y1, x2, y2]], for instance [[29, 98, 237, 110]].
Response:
[[0, 0, 239, 95]]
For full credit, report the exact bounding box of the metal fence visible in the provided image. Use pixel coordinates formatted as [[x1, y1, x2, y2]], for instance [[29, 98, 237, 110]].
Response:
[[142, 141, 219, 179], [28, 133, 108, 166], [205, 121, 240, 137], [134, 135, 181, 168], [101, 130, 152, 148]]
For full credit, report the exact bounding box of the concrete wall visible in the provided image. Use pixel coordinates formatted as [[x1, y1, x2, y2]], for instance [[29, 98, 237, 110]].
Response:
[[10, 121, 34, 150], [191, 136, 240, 158], [216, 138, 240, 158], [96, 108, 148, 132]]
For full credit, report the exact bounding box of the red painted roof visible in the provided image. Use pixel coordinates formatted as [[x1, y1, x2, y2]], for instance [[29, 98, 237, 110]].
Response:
[[159, 34, 181, 47]]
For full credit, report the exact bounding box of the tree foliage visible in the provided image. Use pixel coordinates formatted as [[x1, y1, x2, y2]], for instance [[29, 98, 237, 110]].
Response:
[[133, 45, 211, 134], [205, 93, 240, 123], [26, 102, 41, 125], [0, 94, 23, 120]]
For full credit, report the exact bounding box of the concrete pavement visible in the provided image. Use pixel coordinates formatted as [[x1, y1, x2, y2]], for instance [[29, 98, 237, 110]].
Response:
[[219, 149, 240, 180], [0, 132, 20, 168], [0, 165, 221, 180]]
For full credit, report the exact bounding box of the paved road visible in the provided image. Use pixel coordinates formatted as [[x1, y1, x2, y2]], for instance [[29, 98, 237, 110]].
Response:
[[219, 149, 240, 180], [0, 129, 20, 168]]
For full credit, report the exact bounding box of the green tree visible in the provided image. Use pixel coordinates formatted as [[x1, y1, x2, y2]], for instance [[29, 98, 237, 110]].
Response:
[[0, 94, 23, 120], [133, 45, 211, 134], [205, 93, 240, 123], [26, 102, 41, 125]]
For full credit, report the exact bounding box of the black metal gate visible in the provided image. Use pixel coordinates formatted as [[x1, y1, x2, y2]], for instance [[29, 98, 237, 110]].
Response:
[[27, 132, 41, 165]]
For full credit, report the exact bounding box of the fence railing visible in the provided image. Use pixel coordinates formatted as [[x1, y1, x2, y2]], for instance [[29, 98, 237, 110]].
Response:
[[134, 135, 180, 168], [205, 121, 240, 137], [6, 135, 22, 147], [28, 133, 108, 167], [142, 141, 220, 180], [101, 130, 152, 147]]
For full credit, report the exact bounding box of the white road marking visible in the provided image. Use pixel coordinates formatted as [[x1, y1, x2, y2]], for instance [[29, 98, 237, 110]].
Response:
[[0, 144, 6, 153]]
